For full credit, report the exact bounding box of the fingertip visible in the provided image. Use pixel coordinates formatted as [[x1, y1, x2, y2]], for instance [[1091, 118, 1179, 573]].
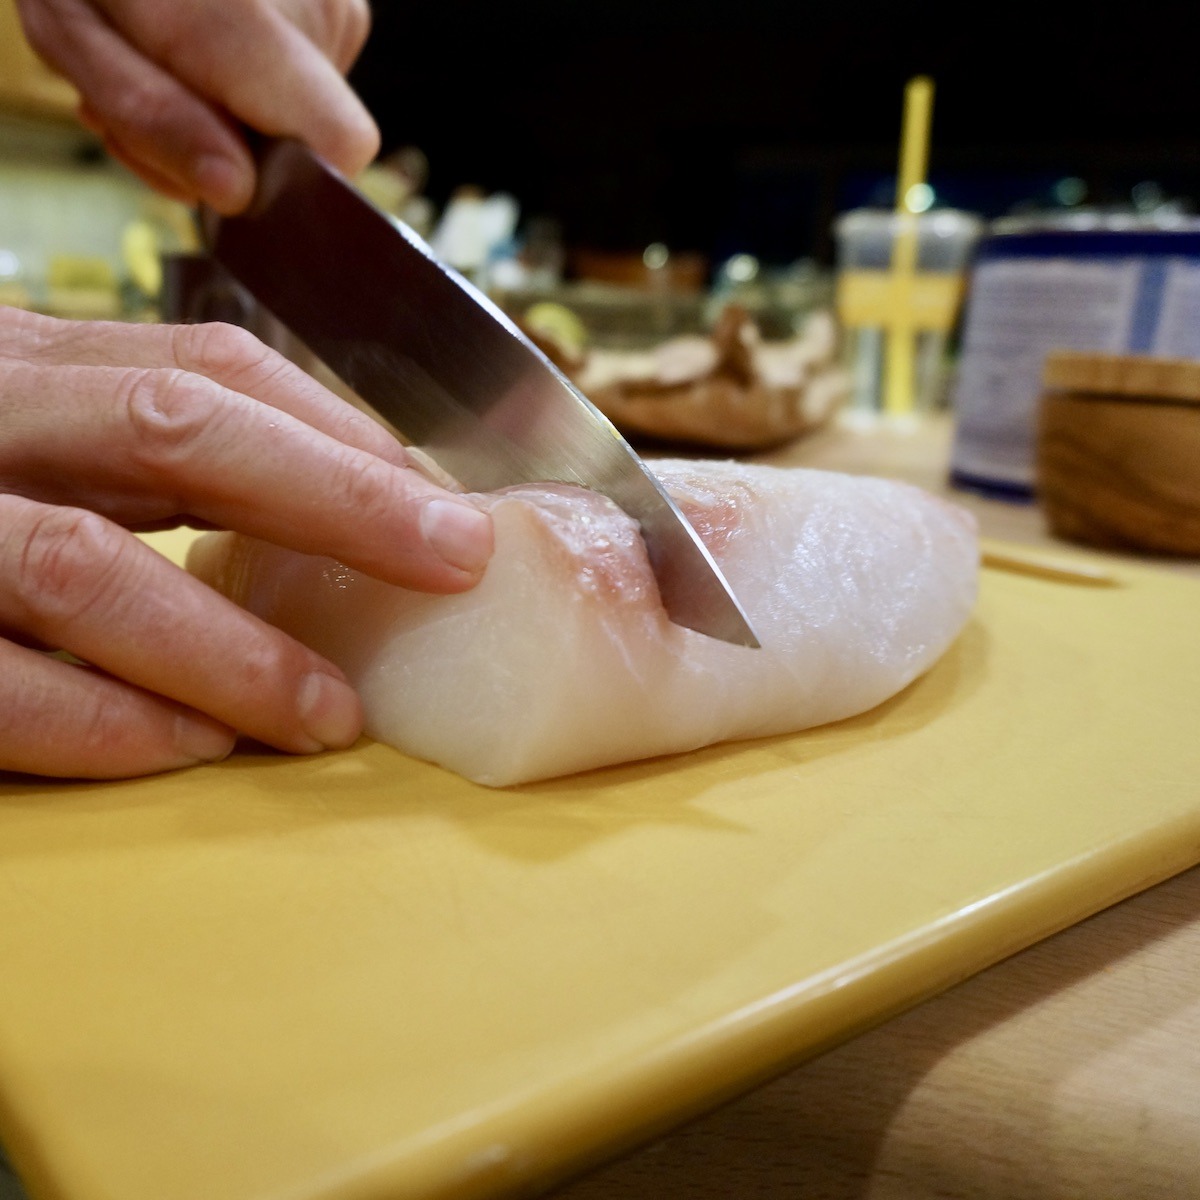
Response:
[[317, 96, 381, 180], [419, 497, 495, 580], [194, 150, 256, 215], [296, 670, 363, 752], [352, 111, 383, 174], [194, 115, 376, 211], [173, 711, 237, 765]]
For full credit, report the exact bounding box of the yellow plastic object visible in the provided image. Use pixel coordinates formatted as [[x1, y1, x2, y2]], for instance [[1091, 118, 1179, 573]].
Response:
[[835, 267, 964, 332], [0, 282, 32, 310], [521, 301, 588, 359], [884, 75, 935, 418], [2, 531, 1200, 1200], [895, 77, 935, 213], [120, 219, 163, 298], [46, 255, 117, 292]]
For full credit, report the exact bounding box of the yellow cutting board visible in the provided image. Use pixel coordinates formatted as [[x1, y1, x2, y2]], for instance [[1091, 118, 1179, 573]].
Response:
[[2, 534, 1199, 1200]]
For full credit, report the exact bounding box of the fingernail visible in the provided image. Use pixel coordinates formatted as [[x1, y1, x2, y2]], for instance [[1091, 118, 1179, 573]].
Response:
[[297, 671, 362, 752], [420, 498, 494, 575], [194, 153, 253, 214], [174, 713, 236, 765]]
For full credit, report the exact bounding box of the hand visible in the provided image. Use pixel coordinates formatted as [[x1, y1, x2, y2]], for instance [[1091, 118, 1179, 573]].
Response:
[[14, 0, 379, 213], [0, 306, 494, 780]]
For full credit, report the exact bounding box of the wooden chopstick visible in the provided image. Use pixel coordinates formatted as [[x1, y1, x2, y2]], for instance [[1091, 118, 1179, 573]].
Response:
[[981, 547, 1120, 587]]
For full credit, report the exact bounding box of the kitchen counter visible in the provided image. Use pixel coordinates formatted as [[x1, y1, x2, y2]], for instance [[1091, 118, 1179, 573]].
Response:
[[544, 411, 1200, 1200]]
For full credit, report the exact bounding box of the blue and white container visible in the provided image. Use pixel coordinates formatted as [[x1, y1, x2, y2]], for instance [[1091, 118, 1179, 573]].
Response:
[[949, 211, 1200, 496]]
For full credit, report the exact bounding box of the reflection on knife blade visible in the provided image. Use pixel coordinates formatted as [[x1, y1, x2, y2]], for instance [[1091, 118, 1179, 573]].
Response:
[[201, 138, 760, 647]]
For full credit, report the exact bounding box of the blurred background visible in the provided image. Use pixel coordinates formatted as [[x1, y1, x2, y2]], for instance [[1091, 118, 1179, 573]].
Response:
[[349, 2, 1200, 265], [3, 0, 1200, 476], [5, 2, 1198, 298]]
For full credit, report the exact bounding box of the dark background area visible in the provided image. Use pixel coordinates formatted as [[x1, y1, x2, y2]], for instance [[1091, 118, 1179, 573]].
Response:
[[350, 3, 1200, 272]]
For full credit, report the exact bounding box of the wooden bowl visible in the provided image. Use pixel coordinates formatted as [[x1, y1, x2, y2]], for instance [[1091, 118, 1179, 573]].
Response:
[[1037, 352, 1200, 555]]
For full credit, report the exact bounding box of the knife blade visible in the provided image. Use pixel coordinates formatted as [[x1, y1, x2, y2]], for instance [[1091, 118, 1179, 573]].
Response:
[[201, 137, 760, 647]]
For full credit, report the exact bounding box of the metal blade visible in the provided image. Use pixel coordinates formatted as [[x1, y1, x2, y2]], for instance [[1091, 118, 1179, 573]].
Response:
[[201, 138, 760, 647]]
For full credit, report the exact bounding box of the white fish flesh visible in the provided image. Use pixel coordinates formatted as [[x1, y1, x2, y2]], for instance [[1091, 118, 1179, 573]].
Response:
[[187, 460, 979, 786]]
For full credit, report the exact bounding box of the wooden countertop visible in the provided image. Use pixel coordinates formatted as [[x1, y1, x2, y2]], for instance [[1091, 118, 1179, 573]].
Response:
[[545, 412, 1200, 1200]]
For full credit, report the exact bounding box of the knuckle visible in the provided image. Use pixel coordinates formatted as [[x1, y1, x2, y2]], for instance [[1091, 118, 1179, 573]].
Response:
[[120, 367, 218, 465], [0, 302, 36, 342], [242, 641, 282, 690], [174, 321, 265, 379], [70, 689, 128, 764], [0, 307, 67, 360], [330, 450, 395, 524], [227, 633, 291, 699], [102, 76, 178, 141], [174, 321, 291, 397], [131, 4, 206, 69], [15, 507, 125, 626]]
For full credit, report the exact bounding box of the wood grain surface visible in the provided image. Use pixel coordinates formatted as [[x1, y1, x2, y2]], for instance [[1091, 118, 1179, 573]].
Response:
[[1037, 352, 1200, 556], [552, 865, 1200, 1200], [1038, 395, 1200, 556]]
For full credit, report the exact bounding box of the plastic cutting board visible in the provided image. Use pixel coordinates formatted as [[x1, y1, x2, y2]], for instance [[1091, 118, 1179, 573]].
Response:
[[1, 533, 1199, 1200]]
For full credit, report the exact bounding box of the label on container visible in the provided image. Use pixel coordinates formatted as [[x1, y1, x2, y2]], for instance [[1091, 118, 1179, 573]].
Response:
[[950, 239, 1200, 492], [1152, 259, 1200, 358]]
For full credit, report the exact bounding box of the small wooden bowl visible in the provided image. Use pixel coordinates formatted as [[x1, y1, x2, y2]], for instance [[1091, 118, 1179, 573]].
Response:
[[1037, 352, 1200, 555]]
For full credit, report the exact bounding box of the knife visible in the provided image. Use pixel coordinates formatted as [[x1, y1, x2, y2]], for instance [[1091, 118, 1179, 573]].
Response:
[[200, 137, 760, 647]]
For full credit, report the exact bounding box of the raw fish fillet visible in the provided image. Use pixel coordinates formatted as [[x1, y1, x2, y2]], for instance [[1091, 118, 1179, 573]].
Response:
[[187, 460, 979, 786]]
